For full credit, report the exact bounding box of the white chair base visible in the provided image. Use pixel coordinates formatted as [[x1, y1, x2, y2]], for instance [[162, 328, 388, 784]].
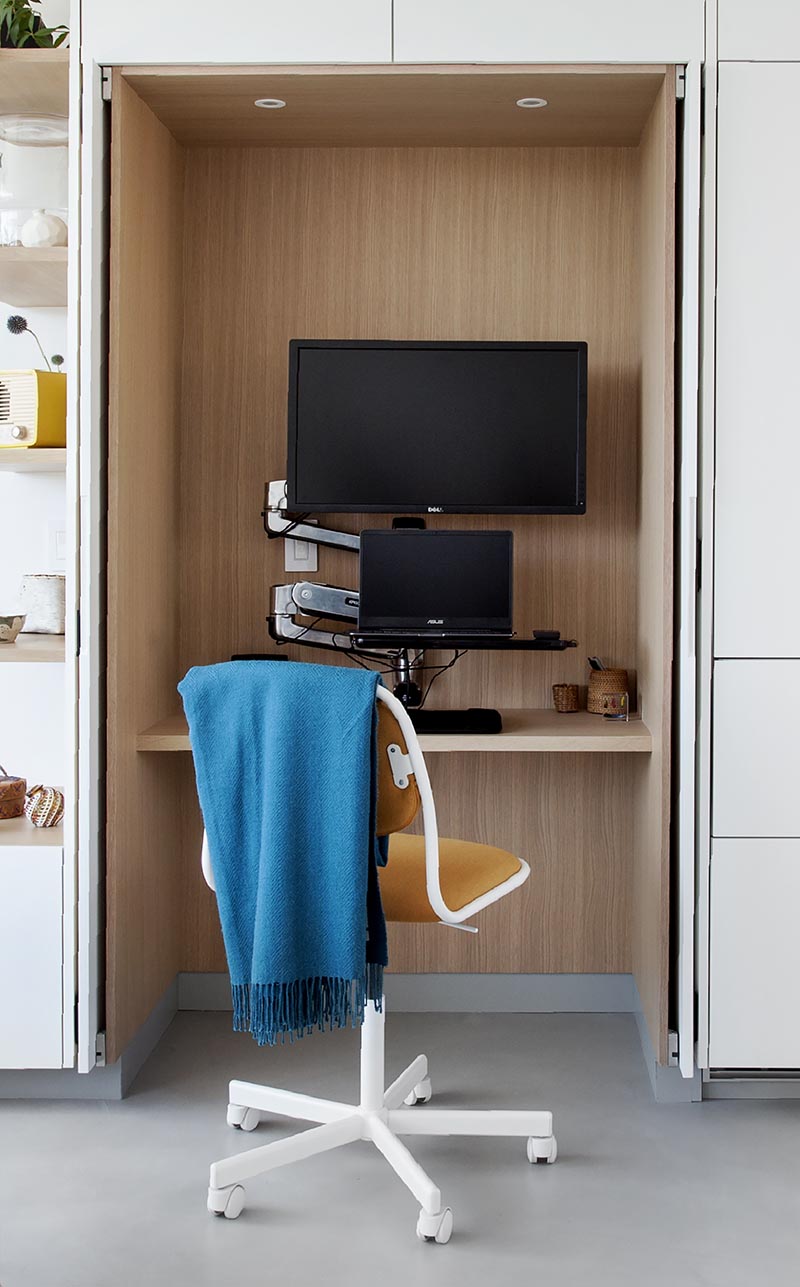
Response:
[[207, 1005, 557, 1243]]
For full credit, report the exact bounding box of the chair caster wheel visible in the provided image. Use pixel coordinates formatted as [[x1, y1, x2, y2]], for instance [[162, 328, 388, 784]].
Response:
[[416, 1207, 453, 1244], [404, 1077, 432, 1106], [527, 1135, 558, 1165], [227, 1104, 260, 1132], [207, 1184, 246, 1219]]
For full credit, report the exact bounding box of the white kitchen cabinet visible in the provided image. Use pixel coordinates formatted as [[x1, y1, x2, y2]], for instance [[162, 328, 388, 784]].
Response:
[[713, 661, 800, 838], [710, 839, 800, 1069], [714, 64, 800, 659], [79, 0, 392, 65], [0, 843, 64, 1069], [393, 0, 704, 64], [718, 0, 800, 61]]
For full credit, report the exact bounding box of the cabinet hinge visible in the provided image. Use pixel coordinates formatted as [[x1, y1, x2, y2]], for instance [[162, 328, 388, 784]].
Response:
[[100, 67, 112, 102], [95, 1031, 107, 1066], [676, 67, 686, 101], [667, 1030, 680, 1067]]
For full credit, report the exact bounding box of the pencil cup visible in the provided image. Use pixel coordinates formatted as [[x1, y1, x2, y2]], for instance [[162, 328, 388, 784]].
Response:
[[552, 683, 579, 713]]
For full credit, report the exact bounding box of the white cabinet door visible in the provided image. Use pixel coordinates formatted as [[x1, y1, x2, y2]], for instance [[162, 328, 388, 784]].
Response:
[[715, 65, 800, 659], [393, 0, 704, 63], [718, 0, 800, 61], [80, 0, 392, 65], [713, 661, 800, 838], [0, 847, 64, 1069], [710, 839, 800, 1069]]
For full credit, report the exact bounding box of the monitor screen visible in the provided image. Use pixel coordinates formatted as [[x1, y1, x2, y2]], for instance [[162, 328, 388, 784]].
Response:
[[358, 530, 513, 632], [287, 340, 587, 515]]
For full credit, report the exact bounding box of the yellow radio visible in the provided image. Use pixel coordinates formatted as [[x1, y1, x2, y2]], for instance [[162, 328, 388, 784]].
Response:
[[0, 370, 66, 448]]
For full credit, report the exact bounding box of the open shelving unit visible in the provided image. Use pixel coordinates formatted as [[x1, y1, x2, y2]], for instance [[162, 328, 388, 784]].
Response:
[[0, 50, 70, 307]]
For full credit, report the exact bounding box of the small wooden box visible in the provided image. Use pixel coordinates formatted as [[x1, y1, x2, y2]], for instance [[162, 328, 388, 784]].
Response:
[[0, 771, 27, 820]]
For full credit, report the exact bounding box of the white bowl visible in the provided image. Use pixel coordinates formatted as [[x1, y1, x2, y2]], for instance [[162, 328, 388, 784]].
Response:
[[0, 614, 26, 643]]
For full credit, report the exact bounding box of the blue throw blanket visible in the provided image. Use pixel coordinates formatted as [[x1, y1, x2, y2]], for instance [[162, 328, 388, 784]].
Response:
[[178, 660, 388, 1045]]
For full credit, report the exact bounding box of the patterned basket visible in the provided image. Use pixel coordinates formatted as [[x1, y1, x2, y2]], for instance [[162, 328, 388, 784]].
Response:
[[552, 683, 580, 713], [0, 766, 26, 819], [587, 668, 629, 714], [24, 785, 65, 828]]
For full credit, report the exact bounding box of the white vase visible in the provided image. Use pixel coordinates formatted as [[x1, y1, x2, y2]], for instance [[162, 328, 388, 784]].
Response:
[[19, 574, 66, 635], [20, 209, 67, 248]]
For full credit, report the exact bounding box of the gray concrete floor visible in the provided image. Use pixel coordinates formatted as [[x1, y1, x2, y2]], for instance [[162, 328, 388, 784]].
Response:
[[2, 1012, 800, 1287]]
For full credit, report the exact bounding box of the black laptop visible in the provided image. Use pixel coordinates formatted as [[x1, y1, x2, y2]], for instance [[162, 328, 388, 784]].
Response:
[[352, 529, 514, 643]]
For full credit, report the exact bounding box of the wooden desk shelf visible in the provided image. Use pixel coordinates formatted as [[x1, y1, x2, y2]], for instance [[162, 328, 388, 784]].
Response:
[[136, 709, 652, 754]]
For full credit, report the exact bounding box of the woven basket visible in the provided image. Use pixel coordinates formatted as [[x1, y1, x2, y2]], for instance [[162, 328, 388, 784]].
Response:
[[0, 766, 26, 819], [587, 668, 628, 714], [552, 683, 579, 713], [24, 785, 65, 828]]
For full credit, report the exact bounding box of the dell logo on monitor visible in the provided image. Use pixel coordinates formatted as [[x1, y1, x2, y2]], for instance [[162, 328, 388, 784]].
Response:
[[427, 618, 444, 625], [427, 506, 444, 513]]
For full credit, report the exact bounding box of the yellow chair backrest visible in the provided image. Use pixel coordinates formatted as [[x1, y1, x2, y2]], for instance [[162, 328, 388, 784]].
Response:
[[376, 702, 421, 837]]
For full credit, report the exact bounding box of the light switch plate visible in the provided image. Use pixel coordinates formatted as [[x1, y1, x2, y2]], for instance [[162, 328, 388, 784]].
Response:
[[47, 520, 67, 569]]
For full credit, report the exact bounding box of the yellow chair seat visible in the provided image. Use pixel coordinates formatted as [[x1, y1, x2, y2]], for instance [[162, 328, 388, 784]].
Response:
[[380, 833, 523, 923]]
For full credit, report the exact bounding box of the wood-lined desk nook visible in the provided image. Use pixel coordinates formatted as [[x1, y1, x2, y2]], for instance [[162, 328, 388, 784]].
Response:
[[108, 63, 675, 1071]]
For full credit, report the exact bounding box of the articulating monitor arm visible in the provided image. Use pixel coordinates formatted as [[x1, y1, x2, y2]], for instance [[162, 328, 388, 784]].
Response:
[[263, 480, 360, 553], [269, 581, 388, 664]]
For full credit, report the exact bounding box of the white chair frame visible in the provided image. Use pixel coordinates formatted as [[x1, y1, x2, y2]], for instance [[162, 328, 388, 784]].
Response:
[[202, 686, 556, 1243]]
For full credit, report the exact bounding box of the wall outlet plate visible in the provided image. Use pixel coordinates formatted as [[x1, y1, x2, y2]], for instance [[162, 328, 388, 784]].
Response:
[[284, 519, 318, 573]]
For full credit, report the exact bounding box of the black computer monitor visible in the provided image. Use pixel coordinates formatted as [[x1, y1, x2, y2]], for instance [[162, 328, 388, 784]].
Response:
[[287, 340, 587, 515]]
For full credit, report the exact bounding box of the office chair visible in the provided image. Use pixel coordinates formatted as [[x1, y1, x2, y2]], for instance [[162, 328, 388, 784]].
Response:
[[202, 685, 556, 1243]]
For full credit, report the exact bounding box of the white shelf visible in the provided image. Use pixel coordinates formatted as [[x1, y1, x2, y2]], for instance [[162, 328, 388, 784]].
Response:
[[0, 246, 68, 307], [0, 811, 62, 848], [137, 708, 653, 754], [0, 49, 69, 118], [0, 448, 66, 474], [0, 634, 65, 663]]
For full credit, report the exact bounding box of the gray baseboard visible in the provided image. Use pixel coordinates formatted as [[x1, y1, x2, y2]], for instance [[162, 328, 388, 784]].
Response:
[[633, 1006, 701, 1104], [703, 1076, 800, 1100], [178, 970, 639, 1013], [0, 1058, 125, 1100], [0, 976, 178, 1101]]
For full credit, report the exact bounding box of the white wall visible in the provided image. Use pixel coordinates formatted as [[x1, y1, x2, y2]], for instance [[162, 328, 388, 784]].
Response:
[[39, 0, 70, 29]]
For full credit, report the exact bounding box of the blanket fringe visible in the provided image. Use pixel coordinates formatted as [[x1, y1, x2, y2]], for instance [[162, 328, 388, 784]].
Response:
[[232, 964, 385, 1047]]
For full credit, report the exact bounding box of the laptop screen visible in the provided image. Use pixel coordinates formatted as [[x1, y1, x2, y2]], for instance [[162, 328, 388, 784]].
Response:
[[358, 530, 513, 632]]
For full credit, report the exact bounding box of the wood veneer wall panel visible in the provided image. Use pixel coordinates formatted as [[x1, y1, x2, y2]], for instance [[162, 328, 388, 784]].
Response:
[[176, 143, 641, 975], [178, 752, 632, 975], [106, 76, 186, 1061], [630, 76, 675, 1062], [177, 146, 639, 700]]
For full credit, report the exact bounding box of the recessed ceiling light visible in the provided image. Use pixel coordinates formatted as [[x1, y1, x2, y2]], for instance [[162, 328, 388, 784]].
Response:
[[516, 97, 548, 109], [254, 98, 286, 109]]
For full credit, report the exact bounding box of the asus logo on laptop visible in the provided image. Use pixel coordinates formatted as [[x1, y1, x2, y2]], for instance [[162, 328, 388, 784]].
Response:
[[427, 618, 444, 625]]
